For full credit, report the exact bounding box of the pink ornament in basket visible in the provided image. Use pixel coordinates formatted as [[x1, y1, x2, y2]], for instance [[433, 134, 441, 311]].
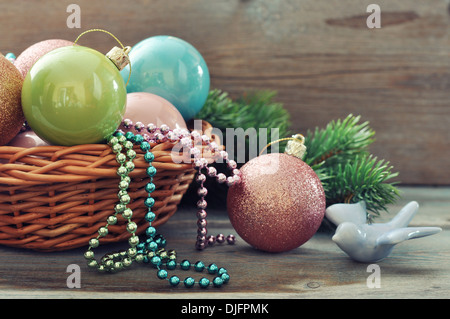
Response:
[[120, 92, 187, 135]]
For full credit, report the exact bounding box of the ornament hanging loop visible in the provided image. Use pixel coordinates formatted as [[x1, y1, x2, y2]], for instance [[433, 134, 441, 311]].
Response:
[[73, 29, 132, 86], [259, 134, 306, 159]]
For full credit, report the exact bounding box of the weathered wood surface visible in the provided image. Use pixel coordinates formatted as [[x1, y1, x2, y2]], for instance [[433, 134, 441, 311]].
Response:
[[0, 186, 448, 299], [0, 0, 449, 185]]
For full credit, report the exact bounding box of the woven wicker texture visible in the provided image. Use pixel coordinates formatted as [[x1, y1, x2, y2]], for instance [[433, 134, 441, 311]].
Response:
[[0, 122, 219, 252]]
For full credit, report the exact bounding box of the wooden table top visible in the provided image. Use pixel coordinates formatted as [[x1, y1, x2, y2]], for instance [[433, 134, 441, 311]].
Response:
[[0, 186, 449, 301]]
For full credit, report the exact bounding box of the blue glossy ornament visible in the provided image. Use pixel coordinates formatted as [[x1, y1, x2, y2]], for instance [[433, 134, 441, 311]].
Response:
[[121, 36, 210, 120], [5, 53, 16, 63]]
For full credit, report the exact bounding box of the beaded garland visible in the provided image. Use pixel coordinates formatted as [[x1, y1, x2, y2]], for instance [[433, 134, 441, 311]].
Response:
[[120, 119, 239, 250], [84, 121, 237, 288]]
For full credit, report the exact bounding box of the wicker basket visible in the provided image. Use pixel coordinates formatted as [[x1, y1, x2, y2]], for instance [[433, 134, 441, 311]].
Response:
[[0, 121, 219, 252]]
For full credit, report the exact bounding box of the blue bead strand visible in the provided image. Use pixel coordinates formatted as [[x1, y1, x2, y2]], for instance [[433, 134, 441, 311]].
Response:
[[121, 131, 170, 263], [155, 259, 230, 289]]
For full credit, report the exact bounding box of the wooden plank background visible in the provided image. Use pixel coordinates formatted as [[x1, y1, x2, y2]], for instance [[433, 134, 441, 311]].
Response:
[[0, 0, 449, 185]]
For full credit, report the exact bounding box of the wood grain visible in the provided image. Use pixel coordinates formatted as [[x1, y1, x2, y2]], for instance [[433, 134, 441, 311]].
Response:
[[0, 187, 448, 299], [0, 0, 449, 185]]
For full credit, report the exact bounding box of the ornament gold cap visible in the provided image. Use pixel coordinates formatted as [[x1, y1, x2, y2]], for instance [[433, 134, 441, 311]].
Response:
[[106, 46, 131, 71], [284, 134, 306, 159]]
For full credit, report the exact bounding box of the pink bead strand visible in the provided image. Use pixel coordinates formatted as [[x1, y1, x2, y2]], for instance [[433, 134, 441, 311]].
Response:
[[118, 119, 239, 250]]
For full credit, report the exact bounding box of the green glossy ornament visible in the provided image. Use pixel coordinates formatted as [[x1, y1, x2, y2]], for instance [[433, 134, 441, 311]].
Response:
[[21, 46, 127, 146]]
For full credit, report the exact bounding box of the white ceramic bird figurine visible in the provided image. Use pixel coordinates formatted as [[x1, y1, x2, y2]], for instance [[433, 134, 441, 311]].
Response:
[[325, 201, 442, 263]]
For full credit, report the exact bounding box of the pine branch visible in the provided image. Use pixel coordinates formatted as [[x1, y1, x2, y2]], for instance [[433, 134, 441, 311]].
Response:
[[303, 114, 375, 169], [304, 114, 400, 218], [197, 89, 292, 160], [324, 154, 400, 220]]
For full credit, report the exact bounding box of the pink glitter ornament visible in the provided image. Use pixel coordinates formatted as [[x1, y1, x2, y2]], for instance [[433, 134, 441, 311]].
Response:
[[14, 39, 74, 78], [227, 152, 326, 253]]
